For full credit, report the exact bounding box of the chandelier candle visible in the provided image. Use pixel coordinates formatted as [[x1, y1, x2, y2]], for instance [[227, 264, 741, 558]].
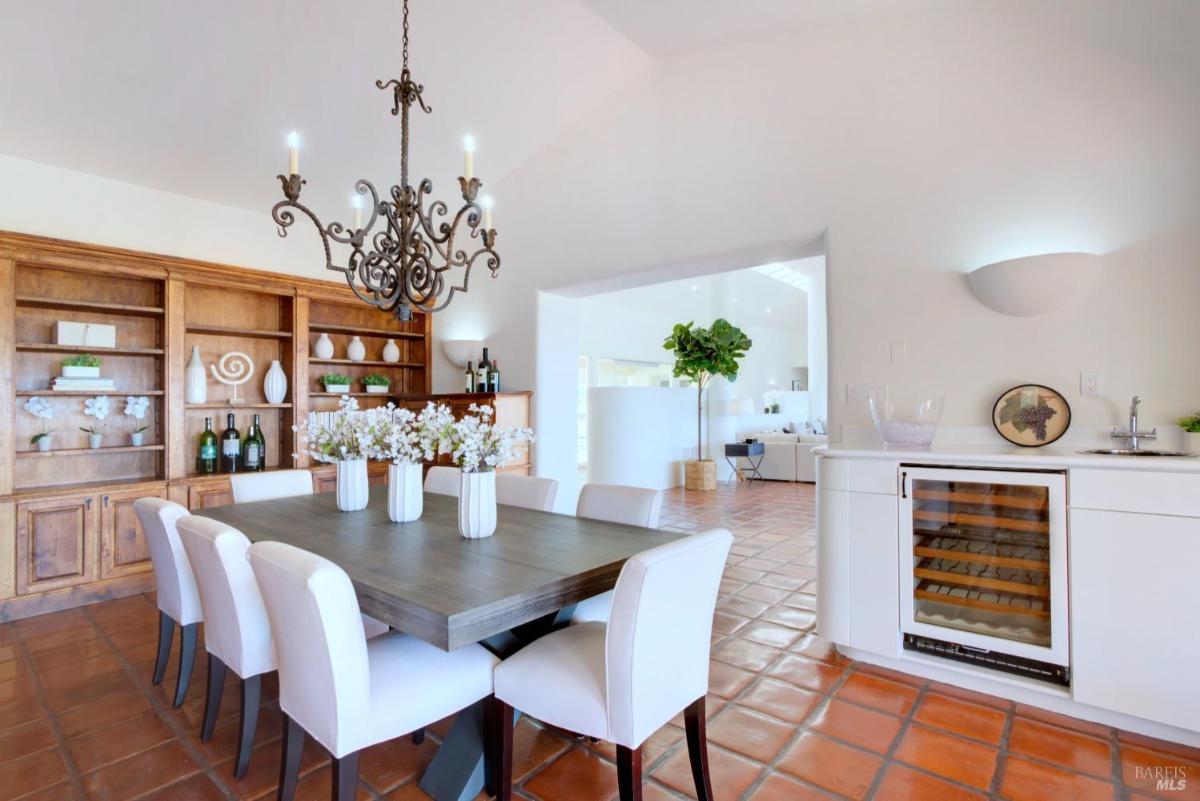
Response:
[[271, 0, 500, 322]]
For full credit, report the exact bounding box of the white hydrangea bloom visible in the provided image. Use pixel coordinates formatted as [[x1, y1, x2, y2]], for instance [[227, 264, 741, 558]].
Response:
[[84, 395, 111, 421]]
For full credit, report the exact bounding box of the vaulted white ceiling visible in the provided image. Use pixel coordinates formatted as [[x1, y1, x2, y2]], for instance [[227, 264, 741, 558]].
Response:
[[0, 0, 648, 217]]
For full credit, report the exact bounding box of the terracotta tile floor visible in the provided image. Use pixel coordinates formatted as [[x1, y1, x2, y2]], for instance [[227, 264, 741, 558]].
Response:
[[2, 481, 1199, 800]]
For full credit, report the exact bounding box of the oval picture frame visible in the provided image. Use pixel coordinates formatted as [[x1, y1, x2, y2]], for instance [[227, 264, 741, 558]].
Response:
[[991, 384, 1072, 447]]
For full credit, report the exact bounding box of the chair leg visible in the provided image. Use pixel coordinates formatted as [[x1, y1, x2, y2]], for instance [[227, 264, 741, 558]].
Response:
[[482, 697, 497, 796], [494, 700, 514, 801], [152, 611, 174, 685], [173, 622, 199, 708], [278, 714, 305, 801], [332, 751, 359, 801], [234, 674, 262, 779], [411, 727, 425, 745], [684, 696, 714, 801], [616, 745, 643, 801], [200, 653, 226, 742]]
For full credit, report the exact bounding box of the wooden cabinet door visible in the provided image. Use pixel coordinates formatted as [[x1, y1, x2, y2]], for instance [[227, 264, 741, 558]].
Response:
[[100, 487, 165, 579], [15, 495, 96, 595], [188, 480, 234, 510]]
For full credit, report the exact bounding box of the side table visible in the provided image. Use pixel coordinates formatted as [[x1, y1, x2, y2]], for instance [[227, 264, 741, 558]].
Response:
[[724, 442, 765, 487]]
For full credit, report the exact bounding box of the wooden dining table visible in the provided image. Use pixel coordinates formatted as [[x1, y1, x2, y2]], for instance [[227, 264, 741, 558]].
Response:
[[198, 484, 685, 801]]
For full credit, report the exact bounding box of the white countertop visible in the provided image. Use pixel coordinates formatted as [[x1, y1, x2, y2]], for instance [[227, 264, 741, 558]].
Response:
[[817, 442, 1200, 472]]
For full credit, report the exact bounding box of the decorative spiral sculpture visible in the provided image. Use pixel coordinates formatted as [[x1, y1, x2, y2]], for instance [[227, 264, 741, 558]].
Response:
[[210, 351, 255, 404]]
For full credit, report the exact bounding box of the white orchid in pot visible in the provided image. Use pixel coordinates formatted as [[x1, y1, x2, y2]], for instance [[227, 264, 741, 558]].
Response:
[[364, 402, 455, 523], [81, 395, 110, 449], [124, 395, 151, 446], [24, 397, 56, 452], [446, 404, 534, 539], [293, 397, 391, 511]]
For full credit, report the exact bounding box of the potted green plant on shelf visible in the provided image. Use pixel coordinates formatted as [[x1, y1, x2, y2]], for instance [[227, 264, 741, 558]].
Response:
[[663, 318, 752, 491], [125, 395, 150, 446], [62, 353, 102, 378], [362, 373, 391, 395], [24, 396, 55, 452], [1178, 412, 1200, 454], [81, 395, 110, 448], [321, 373, 352, 394]]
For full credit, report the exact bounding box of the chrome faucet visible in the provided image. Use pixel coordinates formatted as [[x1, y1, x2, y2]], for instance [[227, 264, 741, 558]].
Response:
[[1112, 395, 1157, 451]]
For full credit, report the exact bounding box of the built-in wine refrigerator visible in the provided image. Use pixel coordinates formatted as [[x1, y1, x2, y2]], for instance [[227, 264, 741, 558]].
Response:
[[898, 466, 1070, 685]]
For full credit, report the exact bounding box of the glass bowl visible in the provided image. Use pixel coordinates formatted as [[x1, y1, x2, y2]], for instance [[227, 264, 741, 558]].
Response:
[[869, 390, 944, 448]]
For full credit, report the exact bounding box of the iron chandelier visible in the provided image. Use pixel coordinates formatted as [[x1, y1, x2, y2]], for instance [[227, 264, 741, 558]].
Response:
[[271, 0, 499, 321]]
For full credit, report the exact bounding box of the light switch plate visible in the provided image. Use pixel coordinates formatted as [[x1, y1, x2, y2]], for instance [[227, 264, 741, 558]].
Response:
[[1080, 371, 1101, 396]]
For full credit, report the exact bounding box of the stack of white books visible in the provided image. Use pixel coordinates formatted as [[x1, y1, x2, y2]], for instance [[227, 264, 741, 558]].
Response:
[[52, 377, 115, 392]]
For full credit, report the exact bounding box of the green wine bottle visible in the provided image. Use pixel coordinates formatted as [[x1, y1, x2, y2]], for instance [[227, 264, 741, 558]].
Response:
[[220, 413, 241, 473], [197, 417, 217, 474], [242, 414, 266, 472]]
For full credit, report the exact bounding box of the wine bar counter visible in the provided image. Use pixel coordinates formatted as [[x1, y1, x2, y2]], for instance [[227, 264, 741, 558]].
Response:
[[0, 232, 528, 622]]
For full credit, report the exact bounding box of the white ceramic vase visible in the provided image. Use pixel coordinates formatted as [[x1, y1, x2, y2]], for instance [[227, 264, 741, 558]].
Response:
[[1188, 431, 1200, 454], [314, 333, 335, 360], [130, 431, 144, 447], [185, 345, 207, 404], [382, 339, 401, 363], [88, 433, 103, 450], [458, 471, 497, 539], [347, 336, 366, 362], [387, 462, 423, 523], [263, 360, 288, 404], [336, 459, 369, 512], [36, 435, 52, 452]]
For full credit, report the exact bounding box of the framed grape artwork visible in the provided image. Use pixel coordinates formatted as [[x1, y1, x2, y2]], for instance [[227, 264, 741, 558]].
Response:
[[992, 384, 1072, 447]]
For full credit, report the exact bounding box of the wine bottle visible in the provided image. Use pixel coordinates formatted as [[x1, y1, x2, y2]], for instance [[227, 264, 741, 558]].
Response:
[[242, 414, 265, 472], [489, 359, 501, 393], [220, 413, 241, 473], [464, 361, 475, 393], [196, 417, 217, 474], [476, 347, 491, 393]]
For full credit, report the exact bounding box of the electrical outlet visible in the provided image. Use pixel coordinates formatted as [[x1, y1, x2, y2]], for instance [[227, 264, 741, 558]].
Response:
[[1080, 371, 1101, 396]]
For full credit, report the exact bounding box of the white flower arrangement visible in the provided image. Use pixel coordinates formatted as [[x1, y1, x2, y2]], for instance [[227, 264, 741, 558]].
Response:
[[81, 395, 110, 435], [364, 402, 456, 465], [293, 396, 391, 464], [23, 396, 55, 444], [446, 404, 534, 474], [124, 396, 151, 433]]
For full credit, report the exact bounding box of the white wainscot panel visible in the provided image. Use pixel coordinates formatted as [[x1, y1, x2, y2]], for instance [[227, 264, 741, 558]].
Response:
[[849, 491, 900, 657]]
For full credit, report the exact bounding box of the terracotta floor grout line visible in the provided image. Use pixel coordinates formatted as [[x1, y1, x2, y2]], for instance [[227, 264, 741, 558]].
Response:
[[80, 604, 242, 801], [13, 628, 91, 800], [860, 678, 930, 801]]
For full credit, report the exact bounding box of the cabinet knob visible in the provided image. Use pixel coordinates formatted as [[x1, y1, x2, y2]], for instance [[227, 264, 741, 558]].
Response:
[[103, 495, 110, 507], [85, 497, 93, 509]]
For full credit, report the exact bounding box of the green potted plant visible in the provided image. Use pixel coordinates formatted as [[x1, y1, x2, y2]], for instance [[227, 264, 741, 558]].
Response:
[[321, 373, 352, 394], [663, 318, 752, 491], [1178, 412, 1200, 454], [62, 353, 102, 379], [362, 373, 391, 395]]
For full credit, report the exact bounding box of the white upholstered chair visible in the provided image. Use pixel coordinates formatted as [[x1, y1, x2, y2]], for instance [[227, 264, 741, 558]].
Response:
[[423, 465, 461, 497], [176, 516, 389, 779], [492, 529, 732, 801], [570, 484, 664, 625], [133, 498, 202, 708], [248, 541, 500, 801], [495, 473, 558, 512], [229, 469, 314, 503]]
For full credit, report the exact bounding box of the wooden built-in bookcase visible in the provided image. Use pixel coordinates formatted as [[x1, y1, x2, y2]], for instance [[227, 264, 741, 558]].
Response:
[[0, 231, 449, 621]]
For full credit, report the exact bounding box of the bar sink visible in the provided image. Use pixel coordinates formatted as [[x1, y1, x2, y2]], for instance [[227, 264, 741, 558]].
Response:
[[1079, 448, 1196, 457]]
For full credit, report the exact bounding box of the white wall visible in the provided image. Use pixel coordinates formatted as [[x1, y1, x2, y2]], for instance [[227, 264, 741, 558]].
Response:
[[587, 386, 695, 490]]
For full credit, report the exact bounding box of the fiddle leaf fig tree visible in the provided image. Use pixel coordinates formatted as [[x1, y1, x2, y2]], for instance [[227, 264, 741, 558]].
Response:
[[663, 319, 752, 461]]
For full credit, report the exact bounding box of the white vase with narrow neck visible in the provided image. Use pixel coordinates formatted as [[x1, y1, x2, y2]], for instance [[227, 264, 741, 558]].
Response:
[[336, 458, 369, 512], [263, 360, 288, 404], [185, 345, 207, 404], [382, 339, 401, 363], [314, 333, 335, 360], [458, 470, 497, 539], [347, 336, 366, 362], [387, 462, 423, 523]]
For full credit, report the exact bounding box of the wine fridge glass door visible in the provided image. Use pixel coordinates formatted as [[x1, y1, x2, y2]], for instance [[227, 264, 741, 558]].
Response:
[[898, 467, 1069, 667]]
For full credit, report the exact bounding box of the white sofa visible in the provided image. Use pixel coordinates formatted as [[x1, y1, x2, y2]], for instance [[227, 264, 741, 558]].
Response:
[[745, 432, 826, 483]]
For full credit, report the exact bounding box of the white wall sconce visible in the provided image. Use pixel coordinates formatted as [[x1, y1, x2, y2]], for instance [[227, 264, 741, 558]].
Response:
[[967, 252, 1102, 316], [441, 339, 484, 368]]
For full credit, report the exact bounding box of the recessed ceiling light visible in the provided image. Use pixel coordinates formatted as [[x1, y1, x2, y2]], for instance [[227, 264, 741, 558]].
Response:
[[690, 284, 699, 292], [766, 307, 772, 313]]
